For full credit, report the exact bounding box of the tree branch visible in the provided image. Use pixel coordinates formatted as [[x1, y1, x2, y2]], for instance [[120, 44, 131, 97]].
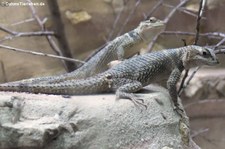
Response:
[[0, 44, 84, 64], [147, 0, 189, 51], [178, 0, 206, 96]]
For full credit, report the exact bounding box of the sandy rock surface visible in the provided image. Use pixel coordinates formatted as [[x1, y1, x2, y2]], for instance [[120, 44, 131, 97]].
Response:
[[0, 86, 199, 149]]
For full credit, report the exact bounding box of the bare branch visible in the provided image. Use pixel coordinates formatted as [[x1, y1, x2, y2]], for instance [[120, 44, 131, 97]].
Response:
[[116, 0, 142, 36], [0, 31, 55, 43], [178, 67, 200, 96], [0, 25, 17, 35], [162, 3, 202, 19], [147, 0, 189, 51], [0, 44, 84, 64], [191, 128, 209, 138], [214, 38, 225, 49], [26, 0, 76, 71], [46, 0, 77, 71], [178, 70, 189, 95], [144, 0, 164, 20], [147, 35, 159, 52], [163, 31, 225, 39], [164, 0, 189, 23], [194, 0, 206, 45], [185, 99, 225, 108], [10, 18, 35, 26], [27, 0, 44, 30], [179, 0, 206, 96], [107, 0, 131, 41], [215, 48, 225, 54]]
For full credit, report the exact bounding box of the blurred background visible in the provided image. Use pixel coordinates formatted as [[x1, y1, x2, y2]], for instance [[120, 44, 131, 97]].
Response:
[[0, 0, 224, 148]]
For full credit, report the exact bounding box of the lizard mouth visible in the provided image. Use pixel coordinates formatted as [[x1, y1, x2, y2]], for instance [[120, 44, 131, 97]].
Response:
[[209, 59, 220, 65], [204, 57, 220, 66]]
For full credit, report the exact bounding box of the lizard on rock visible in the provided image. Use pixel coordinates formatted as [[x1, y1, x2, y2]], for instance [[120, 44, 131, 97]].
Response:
[[6, 17, 165, 85], [0, 45, 219, 110]]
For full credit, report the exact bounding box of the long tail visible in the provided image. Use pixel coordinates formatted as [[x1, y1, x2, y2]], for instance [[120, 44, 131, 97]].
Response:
[[3, 67, 87, 86], [0, 74, 111, 95]]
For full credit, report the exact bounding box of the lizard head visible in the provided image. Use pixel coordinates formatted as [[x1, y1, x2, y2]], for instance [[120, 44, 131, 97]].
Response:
[[135, 17, 165, 42], [182, 45, 219, 69]]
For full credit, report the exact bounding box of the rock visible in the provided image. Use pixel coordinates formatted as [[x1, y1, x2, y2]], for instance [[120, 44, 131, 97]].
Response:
[[65, 10, 92, 25], [183, 69, 225, 100], [0, 86, 199, 149]]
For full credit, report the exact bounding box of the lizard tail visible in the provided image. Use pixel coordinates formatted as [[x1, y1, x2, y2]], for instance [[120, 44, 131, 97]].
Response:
[[0, 74, 112, 95]]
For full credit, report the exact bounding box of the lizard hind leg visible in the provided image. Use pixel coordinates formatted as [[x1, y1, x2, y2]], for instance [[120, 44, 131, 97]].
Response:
[[115, 81, 147, 109]]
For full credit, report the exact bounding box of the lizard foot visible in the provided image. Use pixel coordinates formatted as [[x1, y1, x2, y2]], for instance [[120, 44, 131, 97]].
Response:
[[128, 97, 147, 109], [173, 103, 185, 117], [62, 95, 71, 98]]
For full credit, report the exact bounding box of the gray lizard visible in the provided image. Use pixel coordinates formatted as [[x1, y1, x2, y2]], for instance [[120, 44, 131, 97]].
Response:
[[0, 45, 219, 110], [6, 17, 165, 85]]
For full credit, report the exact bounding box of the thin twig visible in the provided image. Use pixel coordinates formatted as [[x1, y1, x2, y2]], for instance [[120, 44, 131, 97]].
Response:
[[162, 4, 204, 19], [116, 0, 142, 36], [147, 0, 189, 51], [0, 25, 17, 35], [178, 67, 200, 96], [10, 18, 35, 26], [178, 0, 206, 95], [83, 44, 107, 63], [185, 99, 225, 108], [0, 31, 55, 43], [194, 0, 206, 45], [163, 31, 225, 39], [164, 0, 189, 23], [144, 0, 164, 20], [147, 35, 159, 52], [45, 32, 61, 55], [46, 0, 77, 71], [27, 0, 44, 30], [0, 44, 84, 64], [215, 48, 225, 54], [27, 1, 67, 68], [107, 0, 130, 41], [191, 128, 209, 138], [27, 0, 76, 71], [178, 70, 189, 95], [214, 38, 225, 49]]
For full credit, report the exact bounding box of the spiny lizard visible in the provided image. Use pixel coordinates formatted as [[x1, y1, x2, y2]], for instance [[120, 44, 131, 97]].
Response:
[[7, 17, 165, 85], [0, 45, 219, 109]]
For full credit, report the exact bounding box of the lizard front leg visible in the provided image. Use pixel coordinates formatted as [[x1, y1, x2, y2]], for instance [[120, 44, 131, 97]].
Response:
[[167, 68, 183, 114], [115, 81, 146, 108]]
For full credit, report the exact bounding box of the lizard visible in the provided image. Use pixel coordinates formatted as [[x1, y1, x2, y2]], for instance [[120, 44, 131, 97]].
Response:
[[0, 45, 219, 110], [5, 17, 165, 85]]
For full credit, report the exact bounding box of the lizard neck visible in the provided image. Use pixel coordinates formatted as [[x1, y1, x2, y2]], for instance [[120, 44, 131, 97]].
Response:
[[180, 46, 195, 70], [127, 30, 143, 42]]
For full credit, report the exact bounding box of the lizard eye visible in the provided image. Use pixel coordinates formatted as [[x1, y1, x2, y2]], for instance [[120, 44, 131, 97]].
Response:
[[202, 51, 207, 56], [201, 50, 211, 58], [149, 17, 157, 23]]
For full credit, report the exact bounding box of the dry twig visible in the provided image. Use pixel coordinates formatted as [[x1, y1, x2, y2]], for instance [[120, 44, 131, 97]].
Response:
[[116, 0, 142, 36], [144, 0, 164, 20], [0, 44, 84, 64], [178, 0, 206, 95], [191, 128, 209, 138], [147, 0, 189, 51]]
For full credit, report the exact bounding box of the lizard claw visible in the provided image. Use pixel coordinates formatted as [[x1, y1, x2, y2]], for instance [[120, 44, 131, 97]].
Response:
[[62, 95, 71, 98], [130, 97, 147, 110], [173, 103, 184, 117]]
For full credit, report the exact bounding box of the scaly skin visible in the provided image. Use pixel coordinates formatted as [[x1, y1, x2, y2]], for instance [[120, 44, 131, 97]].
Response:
[[6, 17, 165, 85], [0, 45, 219, 109]]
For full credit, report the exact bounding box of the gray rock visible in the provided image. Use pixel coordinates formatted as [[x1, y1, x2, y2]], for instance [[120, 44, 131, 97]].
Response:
[[0, 86, 199, 149], [184, 69, 225, 100]]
